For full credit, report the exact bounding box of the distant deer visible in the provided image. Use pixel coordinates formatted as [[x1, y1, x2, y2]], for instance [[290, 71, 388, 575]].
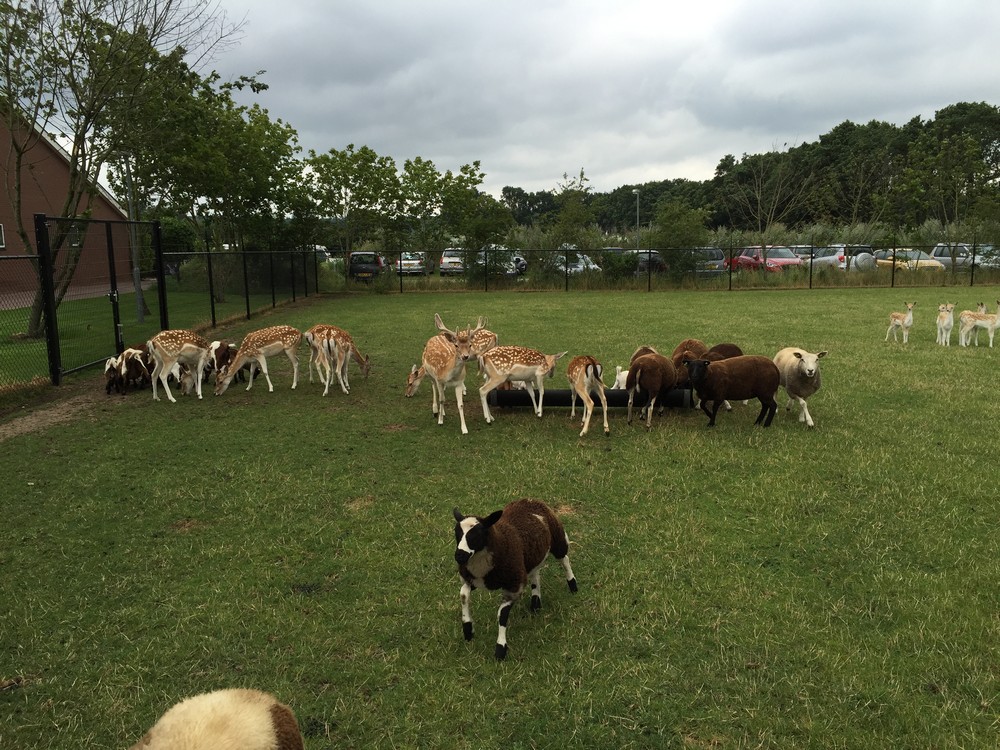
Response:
[[885, 302, 915, 343]]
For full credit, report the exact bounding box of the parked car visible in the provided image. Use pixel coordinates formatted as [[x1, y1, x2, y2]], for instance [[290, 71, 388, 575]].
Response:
[[635, 250, 667, 274], [929, 243, 976, 271], [439, 248, 465, 276], [347, 251, 384, 281], [976, 244, 1000, 268], [800, 246, 847, 270], [474, 247, 526, 277], [396, 251, 428, 275], [873, 249, 945, 272], [553, 253, 601, 274], [726, 246, 803, 272], [692, 247, 726, 276]]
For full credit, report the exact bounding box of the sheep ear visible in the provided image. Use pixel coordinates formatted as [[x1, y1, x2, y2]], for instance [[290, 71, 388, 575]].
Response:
[[452, 507, 464, 523], [483, 510, 504, 527], [817, 351, 828, 359], [793, 351, 803, 360]]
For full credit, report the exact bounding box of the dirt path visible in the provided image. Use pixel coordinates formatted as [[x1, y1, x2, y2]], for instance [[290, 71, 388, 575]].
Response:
[[0, 381, 103, 443]]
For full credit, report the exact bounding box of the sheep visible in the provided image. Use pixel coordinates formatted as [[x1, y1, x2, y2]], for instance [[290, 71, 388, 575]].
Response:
[[885, 302, 915, 343], [773, 347, 827, 428], [118, 348, 151, 392], [127, 688, 303, 750], [453, 499, 577, 660], [565, 354, 610, 436], [671, 338, 708, 388], [682, 355, 780, 427], [701, 343, 745, 411], [104, 357, 122, 395], [611, 365, 628, 390], [625, 352, 677, 429]]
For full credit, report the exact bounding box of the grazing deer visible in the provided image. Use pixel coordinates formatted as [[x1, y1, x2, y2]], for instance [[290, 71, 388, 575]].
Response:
[[936, 303, 956, 346], [147, 329, 212, 402], [957, 302, 988, 346], [305, 324, 371, 396], [566, 355, 610, 436], [405, 314, 486, 435], [958, 300, 999, 348], [215, 325, 302, 395], [479, 345, 567, 423], [885, 302, 915, 343]]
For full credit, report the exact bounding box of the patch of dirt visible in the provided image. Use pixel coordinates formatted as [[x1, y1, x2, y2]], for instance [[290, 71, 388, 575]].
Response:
[[382, 423, 413, 432], [169, 518, 200, 533], [0, 386, 103, 443], [346, 494, 375, 512]]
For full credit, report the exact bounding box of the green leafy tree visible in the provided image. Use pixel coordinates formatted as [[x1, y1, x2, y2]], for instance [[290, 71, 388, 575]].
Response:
[[0, 0, 240, 336]]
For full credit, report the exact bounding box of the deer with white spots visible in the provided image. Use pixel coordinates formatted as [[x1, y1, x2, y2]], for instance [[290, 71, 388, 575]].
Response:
[[147, 330, 212, 402], [305, 324, 371, 396], [957, 302, 988, 346], [404, 314, 485, 434], [453, 499, 578, 660], [885, 302, 915, 343], [479, 345, 567, 423], [215, 325, 302, 395], [566, 355, 610, 436], [958, 300, 999, 348]]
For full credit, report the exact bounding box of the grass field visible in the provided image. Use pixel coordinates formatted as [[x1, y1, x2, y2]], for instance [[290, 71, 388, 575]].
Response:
[[1, 288, 998, 749]]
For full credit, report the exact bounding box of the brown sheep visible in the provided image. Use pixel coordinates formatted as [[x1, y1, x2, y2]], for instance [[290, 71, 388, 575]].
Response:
[[671, 338, 708, 388], [625, 352, 677, 429], [683, 355, 779, 427]]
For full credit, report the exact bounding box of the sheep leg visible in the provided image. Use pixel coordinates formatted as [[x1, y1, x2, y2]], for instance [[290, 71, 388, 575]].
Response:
[[560, 553, 578, 593], [699, 397, 714, 423], [706, 400, 723, 427], [794, 396, 815, 427], [756, 395, 778, 426], [495, 589, 520, 660], [528, 566, 542, 611], [645, 395, 657, 429], [626, 388, 635, 424], [460, 582, 474, 641]]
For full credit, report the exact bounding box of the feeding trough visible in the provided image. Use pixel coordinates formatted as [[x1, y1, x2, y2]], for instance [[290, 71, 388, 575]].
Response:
[[487, 387, 695, 409]]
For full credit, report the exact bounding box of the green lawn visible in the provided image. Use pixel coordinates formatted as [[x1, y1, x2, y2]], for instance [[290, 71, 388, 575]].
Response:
[[1, 288, 998, 749]]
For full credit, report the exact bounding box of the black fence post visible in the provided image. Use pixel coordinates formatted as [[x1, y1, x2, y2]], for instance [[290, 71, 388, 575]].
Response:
[[33, 214, 62, 385], [206, 247, 217, 328], [242, 249, 251, 320], [153, 220, 169, 330], [290, 251, 297, 302], [105, 222, 124, 354], [269, 251, 276, 308], [890, 245, 897, 288]]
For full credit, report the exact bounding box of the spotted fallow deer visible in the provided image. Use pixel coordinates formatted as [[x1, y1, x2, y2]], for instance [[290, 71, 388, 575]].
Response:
[[305, 324, 371, 396], [479, 345, 568, 423], [885, 302, 915, 343], [404, 314, 485, 435], [215, 325, 302, 395], [566, 355, 610, 437], [147, 329, 212, 402], [959, 300, 999, 348], [958, 302, 988, 346]]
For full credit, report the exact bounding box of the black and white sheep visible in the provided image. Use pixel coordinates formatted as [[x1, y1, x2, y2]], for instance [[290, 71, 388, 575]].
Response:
[[453, 499, 578, 660], [773, 347, 827, 428], [682, 355, 780, 427], [625, 352, 677, 429], [128, 688, 303, 750]]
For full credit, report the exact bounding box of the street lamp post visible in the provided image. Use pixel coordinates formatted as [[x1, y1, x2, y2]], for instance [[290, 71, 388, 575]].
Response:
[[632, 189, 640, 250]]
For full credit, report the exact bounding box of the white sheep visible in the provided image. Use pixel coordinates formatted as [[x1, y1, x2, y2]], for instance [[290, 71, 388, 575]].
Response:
[[773, 347, 828, 428], [128, 688, 303, 750], [453, 499, 578, 660]]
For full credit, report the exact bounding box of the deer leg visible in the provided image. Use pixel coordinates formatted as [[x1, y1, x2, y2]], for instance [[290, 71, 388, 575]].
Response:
[[535, 377, 546, 417], [569, 386, 578, 418], [578, 389, 594, 436], [336, 350, 350, 394], [436, 382, 447, 425], [595, 385, 610, 435], [523, 381, 540, 416], [454, 383, 469, 435], [253, 355, 274, 392], [479, 375, 506, 423], [286, 348, 299, 389]]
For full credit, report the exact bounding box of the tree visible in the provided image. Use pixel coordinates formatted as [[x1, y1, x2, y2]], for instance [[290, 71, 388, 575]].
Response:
[[550, 169, 593, 251], [307, 144, 400, 255], [2, 0, 241, 336]]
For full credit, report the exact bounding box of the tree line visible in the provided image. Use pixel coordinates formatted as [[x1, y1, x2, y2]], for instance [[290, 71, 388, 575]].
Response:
[[4, 1, 1000, 337]]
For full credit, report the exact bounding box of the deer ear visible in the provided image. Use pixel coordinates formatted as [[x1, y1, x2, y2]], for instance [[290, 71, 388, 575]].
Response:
[[483, 510, 504, 527]]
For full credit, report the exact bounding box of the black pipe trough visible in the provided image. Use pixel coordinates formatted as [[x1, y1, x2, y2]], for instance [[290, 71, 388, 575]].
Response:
[[487, 387, 695, 409]]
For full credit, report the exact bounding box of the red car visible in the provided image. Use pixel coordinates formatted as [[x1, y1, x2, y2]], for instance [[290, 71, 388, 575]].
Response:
[[726, 246, 804, 272]]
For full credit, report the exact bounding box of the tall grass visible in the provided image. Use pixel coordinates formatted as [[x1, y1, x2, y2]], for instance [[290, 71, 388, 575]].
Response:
[[1, 287, 998, 749]]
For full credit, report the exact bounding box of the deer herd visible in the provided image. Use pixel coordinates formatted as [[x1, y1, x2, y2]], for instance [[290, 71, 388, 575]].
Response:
[[889, 299, 1000, 347]]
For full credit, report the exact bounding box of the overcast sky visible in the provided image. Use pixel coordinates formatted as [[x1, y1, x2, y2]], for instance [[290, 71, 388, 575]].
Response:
[[210, 0, 1000, 196]]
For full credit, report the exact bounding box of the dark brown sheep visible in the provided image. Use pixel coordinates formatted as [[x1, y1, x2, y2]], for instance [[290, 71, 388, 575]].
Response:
[[683, 355, 780, 427], [625, 352, 677, 429], [671, 338, 708, 387]]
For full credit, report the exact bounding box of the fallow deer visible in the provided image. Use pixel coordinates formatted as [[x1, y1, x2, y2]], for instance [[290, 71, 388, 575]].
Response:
[[147, 329, 212, 402], [479, 345, 567, 423], [321, 325, 371, 396], [936, 303, 956, 346], [958, 302, 988, 346], [566, 355, 610, 436], [885, 302, 915, 343], [215, 325, 302, 395], [405, 314, 485, 435], [958, 300, 999, 348]]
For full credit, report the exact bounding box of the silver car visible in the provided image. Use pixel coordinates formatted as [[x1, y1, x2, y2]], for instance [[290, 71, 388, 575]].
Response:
[[929, 243, 976, 271]]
